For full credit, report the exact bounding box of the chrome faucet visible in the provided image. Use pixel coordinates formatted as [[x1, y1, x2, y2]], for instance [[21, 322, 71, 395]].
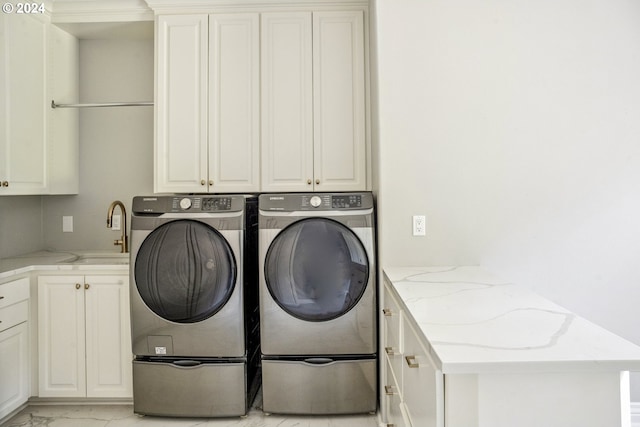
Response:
[[106, 200, 129, 253]]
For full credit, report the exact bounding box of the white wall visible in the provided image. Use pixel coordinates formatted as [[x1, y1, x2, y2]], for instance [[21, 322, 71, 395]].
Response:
[[374, 0, 640, 399], [43, 38, 154, 250], [0, 196, 43, 257]]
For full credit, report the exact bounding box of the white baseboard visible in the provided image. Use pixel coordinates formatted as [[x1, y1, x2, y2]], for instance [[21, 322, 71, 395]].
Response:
[[632, 402, 640, 427]]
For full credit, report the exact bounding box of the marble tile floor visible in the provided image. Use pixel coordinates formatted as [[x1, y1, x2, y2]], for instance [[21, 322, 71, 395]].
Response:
[[2, 404, 380, 427]]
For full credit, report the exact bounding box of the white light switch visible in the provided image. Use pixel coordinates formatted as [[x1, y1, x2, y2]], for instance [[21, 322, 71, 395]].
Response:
[[63, 216, 73, 233], [111, 214, 121, 231], [413, 215, 426, 236]]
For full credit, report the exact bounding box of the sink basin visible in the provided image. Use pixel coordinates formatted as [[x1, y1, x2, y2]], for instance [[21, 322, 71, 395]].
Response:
[[69, 253, 129, 265]]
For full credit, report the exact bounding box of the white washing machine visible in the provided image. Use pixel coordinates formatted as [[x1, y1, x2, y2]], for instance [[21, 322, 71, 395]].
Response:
[[258, 192, 377, 415], [129, 195, 259, 417]]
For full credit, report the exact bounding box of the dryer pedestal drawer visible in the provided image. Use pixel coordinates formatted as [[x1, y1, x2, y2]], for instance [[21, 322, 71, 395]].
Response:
[[262, 358, 376, 415], [133, 360, 247, 417]]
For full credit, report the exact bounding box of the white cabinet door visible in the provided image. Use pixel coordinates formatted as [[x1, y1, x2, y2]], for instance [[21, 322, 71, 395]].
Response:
[[38, 274, 132, 398], [0, 323, 29, 420], [403, 318, 444, 427], [156, 14, 260, 193], [0, 13, 48, 195], [312, 11, 366, 191], [261, 12, 314, 192], [208, 14, 260, 192], [84, 275, 132, 398], [38, 275, 86, 398], [261, 11, 367, 192], [155, 14, 209, 193]]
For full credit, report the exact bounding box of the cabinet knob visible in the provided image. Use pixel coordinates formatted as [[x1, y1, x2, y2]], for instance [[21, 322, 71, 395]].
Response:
[[307, 179, 312, 185], [382, 308, 393, 317], [315, 179, 320, 185], [200, 180, 206, 186], [75, 283, 81, 290], [384, 385, 397, 395], [405, 355, 420, 368], [385, 346, 396, 356], [208, 180, 213, 186], [0, 296, 4, 300], [84, 283, 90, 290], [1, 181, 8, 187]]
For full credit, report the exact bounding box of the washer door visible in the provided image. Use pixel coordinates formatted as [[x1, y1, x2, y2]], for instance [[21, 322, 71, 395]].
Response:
[[134, 220, 237, 323], [264, 218, 369, 322]]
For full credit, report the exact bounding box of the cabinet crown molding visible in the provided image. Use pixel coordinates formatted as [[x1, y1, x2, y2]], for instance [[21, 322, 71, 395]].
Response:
[[145, 0, 368, 14], [50, 0, 153, 23]]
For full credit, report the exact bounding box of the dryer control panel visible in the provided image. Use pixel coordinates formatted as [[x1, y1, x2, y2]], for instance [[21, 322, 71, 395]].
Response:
[[132, 195, 242, 214], [259, 193, 373, 211]]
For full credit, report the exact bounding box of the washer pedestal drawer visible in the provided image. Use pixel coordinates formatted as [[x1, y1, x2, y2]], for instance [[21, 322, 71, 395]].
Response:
[[262, 358, 377, 415], [133, 359, 247, 417]]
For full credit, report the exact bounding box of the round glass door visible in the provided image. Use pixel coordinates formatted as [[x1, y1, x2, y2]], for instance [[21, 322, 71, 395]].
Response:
[[134, 220, 237, 323], [264, 218, 369, 322]]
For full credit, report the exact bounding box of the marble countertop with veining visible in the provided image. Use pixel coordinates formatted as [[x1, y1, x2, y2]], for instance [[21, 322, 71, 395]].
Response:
[[0, 250, 129, 280], [384, 266, 640, 374]]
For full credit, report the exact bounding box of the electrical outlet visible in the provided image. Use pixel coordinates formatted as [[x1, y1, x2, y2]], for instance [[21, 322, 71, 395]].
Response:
[[413, 215, 426, 236], [62, 216, 73, 233], [111, 214, 121, 231]]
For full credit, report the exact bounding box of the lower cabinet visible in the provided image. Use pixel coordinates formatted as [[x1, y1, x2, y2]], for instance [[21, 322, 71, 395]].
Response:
[[38, 275, 132, 398], [0, 277, 30, 419], [383, 279, 444, 427]]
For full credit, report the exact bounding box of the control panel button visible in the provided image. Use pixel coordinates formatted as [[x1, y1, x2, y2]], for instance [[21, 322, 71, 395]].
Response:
[[179, 198, 192, 210], [310, 196, 322, 208]]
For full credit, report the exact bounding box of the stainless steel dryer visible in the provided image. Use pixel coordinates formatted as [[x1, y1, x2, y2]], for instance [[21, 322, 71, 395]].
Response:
[[130, 195, 259, 418], [259, 192, 377, 415]]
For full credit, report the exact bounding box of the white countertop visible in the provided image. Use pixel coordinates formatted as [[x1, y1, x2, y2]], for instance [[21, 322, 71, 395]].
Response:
[[384, 266, 640, 374], [0, 250, 129, 280]]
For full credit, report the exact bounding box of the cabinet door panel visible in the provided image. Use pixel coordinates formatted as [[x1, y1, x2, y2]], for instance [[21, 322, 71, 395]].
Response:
[[383, 283, 403, 391], [38, 276, 86, 397], [261, 13, 313, 192], [312, 11, 366, 191], [0, 14, 47, 195], [84, 275, 132, 398], [208, 14, 259, 192], [403, 318, 444, 427], [155, 15, 208, 193], [0, 323, 29, 419]]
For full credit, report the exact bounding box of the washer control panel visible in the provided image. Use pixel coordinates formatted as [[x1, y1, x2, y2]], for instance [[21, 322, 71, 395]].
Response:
[[133, 196, 240, 213], [172, 197, 232, 211]]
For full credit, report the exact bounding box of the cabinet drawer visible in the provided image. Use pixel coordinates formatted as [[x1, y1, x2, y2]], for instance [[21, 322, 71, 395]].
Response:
[[384, 385, 409, 427], [383, 282, 402, 349], [0, 277, 29, 309], [402, 317, 443, 427], [0, 300, 29, 332], [384, 351, 401, 400], [383, 282, 403, 386]]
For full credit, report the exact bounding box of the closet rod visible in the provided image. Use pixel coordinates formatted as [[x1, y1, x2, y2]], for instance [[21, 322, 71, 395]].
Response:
[[51, 100, 154, 109]]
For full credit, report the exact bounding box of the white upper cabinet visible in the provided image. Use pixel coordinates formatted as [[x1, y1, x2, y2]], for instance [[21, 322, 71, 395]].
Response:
[[155, 14, 208, 194], [312, 11, 366, 191], [261, 12, 313, 192], [0, 13, 48, 195], [261, 10, 366, 192], [208, 14, 260, 193], [0, 14, 79, 196], [155, 13, 259, 193]]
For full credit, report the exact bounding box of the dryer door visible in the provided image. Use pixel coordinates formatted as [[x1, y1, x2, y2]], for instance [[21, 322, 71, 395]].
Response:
[[264, 218, 369, 322], [134, 220, 237, 323]]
